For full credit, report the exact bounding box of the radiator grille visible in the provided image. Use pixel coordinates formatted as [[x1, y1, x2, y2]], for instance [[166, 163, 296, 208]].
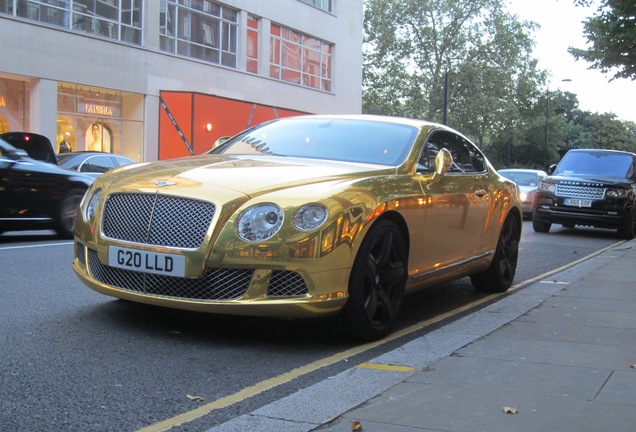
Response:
[[102, 193, 216, 249], [268, 271, 309, 297], [87, 248, 251, 300], [555, 184, 605, 200]]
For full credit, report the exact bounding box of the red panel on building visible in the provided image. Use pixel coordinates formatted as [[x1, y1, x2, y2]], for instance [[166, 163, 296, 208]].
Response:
[[159, 92, 306, 160]]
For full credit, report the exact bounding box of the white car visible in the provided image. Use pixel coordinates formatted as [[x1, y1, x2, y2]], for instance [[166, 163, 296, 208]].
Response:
[[498, 168, 547, 217]]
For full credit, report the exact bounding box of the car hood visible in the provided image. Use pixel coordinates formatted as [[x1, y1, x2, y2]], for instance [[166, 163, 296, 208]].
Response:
[[98, 154, 389, 197], [547, 174, 635, 188]]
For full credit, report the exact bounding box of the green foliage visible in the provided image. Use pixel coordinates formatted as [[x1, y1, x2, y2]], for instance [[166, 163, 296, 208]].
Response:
[[362, 0, 636, 169], [568, 0, 636, 80]]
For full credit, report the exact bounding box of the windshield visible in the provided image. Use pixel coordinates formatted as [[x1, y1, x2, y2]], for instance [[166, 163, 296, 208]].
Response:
[[500, 171, 540, 186], [209, 118, 418, 166], [555, 151, 634, 178]]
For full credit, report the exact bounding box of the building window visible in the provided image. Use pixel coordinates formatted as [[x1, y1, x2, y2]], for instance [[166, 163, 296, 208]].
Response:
[[246, 15, 259, 73], [298, 0, 333, 13], [0, 0, 143, 44], [160, 0, 238, 68], [270, 24, 332, 91]]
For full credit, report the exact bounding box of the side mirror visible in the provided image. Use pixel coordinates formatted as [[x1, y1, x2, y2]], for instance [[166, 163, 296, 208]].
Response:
[[431, 148, 453, 184], [548, 163, 557, 175]]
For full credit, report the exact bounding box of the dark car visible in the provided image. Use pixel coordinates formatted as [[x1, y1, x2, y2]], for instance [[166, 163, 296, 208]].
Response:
[[0, 138, 93, 238], [0, 131, 58, 164], [57, 152, 135, 179], [532, 149, 636, 239]]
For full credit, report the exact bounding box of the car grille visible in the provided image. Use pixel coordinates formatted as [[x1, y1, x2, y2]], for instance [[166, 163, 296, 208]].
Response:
[[555, 184, 605, 200], [268, 271, 309, 297], [86, 248, 251, 300], [102, 193, 216, 249]]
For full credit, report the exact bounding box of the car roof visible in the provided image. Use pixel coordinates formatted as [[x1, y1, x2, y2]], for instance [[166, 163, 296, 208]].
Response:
[[566, 148, 636, 157]]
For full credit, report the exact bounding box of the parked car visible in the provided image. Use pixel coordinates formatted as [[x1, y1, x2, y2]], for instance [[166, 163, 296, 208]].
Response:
[[533, 148, 636, 239], [498, 168, 547, 218], [0, 138, 93, 238], [0, 131, 58, 164], [73, 115, 522, 340], [57, 152, 135, 179]]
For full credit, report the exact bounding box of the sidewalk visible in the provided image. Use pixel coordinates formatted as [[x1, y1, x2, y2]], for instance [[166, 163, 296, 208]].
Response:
[[208, 239, 636, 432]]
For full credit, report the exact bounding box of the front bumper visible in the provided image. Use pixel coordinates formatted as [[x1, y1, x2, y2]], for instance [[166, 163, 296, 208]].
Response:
[[73, 240, 349, 318], [533, 200, 630, 229]]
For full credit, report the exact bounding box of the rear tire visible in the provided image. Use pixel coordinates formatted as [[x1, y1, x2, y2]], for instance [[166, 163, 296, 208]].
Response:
[[471, 214, 520, 293], [54, 188, 85, 239], [338, 220, 407, 341]]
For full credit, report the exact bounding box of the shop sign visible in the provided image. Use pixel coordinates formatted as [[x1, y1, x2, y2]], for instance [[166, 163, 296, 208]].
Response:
[[0, 96, 6, 107], [78, 103, 119, 117]]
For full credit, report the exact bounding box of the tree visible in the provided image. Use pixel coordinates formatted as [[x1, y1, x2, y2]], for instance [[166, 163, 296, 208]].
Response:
[[568, 0, 636, 80], [362, 0, 545, 147]]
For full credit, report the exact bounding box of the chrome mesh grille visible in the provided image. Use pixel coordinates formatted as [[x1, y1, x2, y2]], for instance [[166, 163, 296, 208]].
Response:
[[87, 249, 251, 300], [267, 270, 308, 297], [102, 193, 216, 249], [75, 243, 86, 267], [555, 184, 605, 200]]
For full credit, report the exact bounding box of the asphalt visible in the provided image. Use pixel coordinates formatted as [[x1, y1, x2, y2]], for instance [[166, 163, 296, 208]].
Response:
[[207, 238, 636, 432]]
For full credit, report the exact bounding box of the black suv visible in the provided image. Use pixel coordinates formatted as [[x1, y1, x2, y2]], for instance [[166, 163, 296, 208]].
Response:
[[532, 149, 636, 239]]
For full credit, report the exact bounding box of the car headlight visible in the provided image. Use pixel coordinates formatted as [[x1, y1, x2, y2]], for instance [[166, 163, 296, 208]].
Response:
[[83, 188, 102, 221], [607, 189, 626, 198], [293, 204, 328, 231], [236, 203, 284, 242], [519, 191, 527, 201], [539, 181, 556, 193]]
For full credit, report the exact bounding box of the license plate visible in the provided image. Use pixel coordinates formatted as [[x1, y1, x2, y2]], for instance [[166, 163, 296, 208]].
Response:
[[108, 246, 186, 277], [564, 198, 592, 207]]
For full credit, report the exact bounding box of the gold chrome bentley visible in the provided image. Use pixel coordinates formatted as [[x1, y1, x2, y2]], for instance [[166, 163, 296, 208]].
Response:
[[73, 115, 522, 340]]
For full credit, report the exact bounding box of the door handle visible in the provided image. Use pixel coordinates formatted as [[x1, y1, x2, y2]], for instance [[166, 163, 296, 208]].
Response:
[[475, 189, 487, 197]]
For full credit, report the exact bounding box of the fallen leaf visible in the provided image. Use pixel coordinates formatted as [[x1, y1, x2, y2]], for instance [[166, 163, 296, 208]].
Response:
[[351, 420, 363, 431], [186, 394, 205, 402], [502, 406, 518, 414]]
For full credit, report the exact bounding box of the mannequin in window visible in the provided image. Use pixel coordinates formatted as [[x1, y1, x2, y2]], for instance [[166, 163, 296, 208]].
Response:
[[59, 132, 72, 153]]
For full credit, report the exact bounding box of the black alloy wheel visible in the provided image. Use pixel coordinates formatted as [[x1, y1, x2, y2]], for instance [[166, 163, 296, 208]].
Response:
[[471, 214, 521, 293], [338, 220, 407, 341]]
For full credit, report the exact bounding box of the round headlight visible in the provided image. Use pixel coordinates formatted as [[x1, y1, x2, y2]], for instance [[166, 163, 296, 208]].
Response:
[[293, 204, 328, 231], [83, 188, 102, 221], [236, 203, 284, 242]]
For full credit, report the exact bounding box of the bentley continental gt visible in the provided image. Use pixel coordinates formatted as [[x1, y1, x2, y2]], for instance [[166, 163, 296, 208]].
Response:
[[73, 115, 522, 340]]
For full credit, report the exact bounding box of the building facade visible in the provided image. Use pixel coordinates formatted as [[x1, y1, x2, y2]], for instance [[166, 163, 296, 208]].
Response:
[[0, 0, 363, 162]]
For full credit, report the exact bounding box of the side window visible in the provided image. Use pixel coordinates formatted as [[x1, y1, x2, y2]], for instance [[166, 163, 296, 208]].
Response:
[[85, 156, 117, 174], [420, 131, 485, 173]]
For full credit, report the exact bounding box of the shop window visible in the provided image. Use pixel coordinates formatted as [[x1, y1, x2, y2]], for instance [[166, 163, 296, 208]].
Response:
[[160, 0, 238, 68], [57, 83, 143, 162], [246, 15, 259, 73], [270, 24, 333, 91]]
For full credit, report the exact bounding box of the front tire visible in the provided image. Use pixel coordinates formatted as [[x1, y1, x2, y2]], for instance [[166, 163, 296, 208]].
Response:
[[617, 206, 636, 240], [338, 220, 407, 341], [54, 188, 85, 239], [532, 211, 551, 233], [471, 214, 520, 293]]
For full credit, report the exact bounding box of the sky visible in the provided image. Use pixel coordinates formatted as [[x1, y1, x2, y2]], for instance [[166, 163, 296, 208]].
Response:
[[506, 0, 636, 123]]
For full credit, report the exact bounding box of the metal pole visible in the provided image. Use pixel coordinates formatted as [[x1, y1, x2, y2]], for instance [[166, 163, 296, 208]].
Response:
[[443, 72, 448, 125]]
